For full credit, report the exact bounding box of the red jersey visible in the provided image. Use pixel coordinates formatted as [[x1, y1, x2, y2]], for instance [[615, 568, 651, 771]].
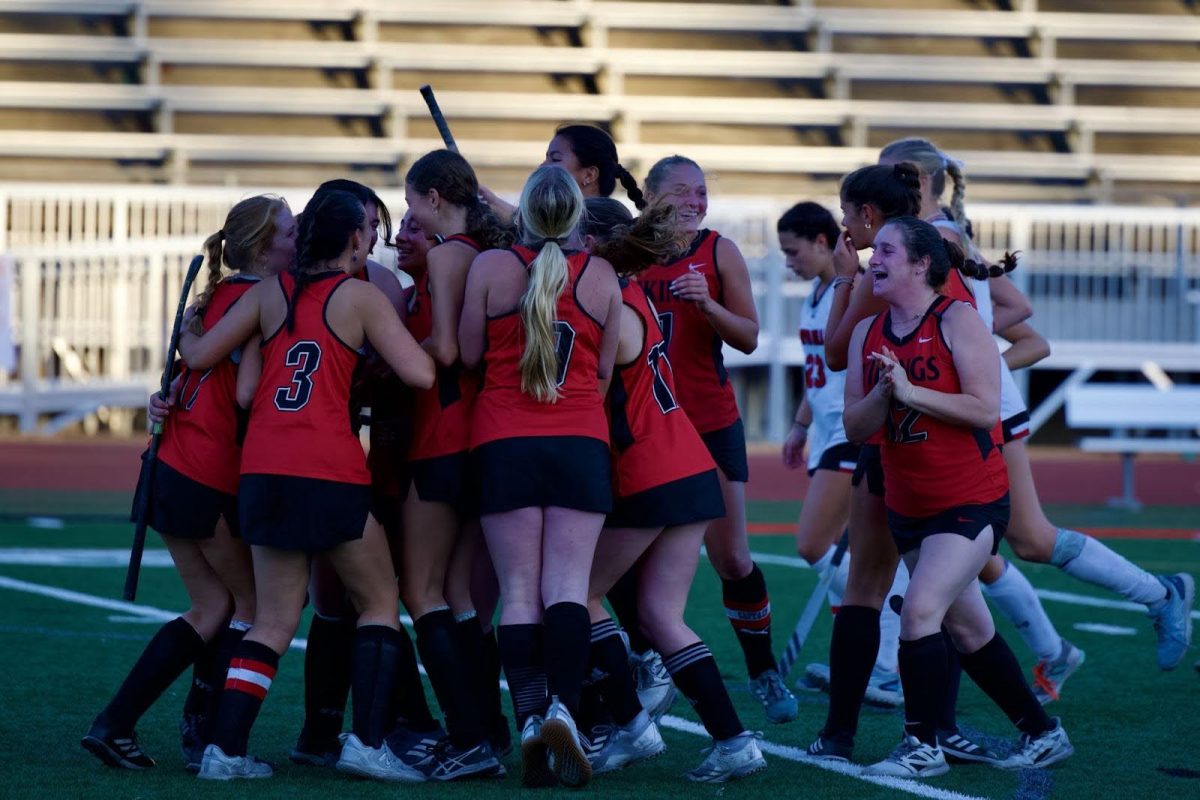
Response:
[[942, 268, 976, 307], [609, 279, 716, 497], [241, 271, 370, 485], [408, 234, 479, 460], [861, 296, 1006, 517], [158, 276, 258, 495], [637, 230, 740, 434], [471, 246, 608, 448]]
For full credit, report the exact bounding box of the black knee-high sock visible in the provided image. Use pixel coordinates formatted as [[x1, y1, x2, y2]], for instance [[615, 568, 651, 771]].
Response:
[[101, 616, 206, 731], [822, 605, 880, 741], [211, 640, 280, 756], [721, 563, 776, 678], [415, 608, 485, 748], [958, 633, 1053, 737], [607, 566, 651, 655], [452, 613, 490, 729], [938, 635, 963, 733], [898, 633, 948, 745], [182, 621, 229, 722], [389, 624, 438, 732], [589, 619, 642, 726], [300, 614, 356, 745], [498, 623, 548, 728], [351, 625, 402, 748], [479, 625, 506, 729], [663, 642, 742, 742], [543, 602, 591, 715]]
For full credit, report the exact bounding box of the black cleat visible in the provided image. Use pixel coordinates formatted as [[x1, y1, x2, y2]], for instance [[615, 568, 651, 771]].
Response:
[[82, 718, 156, 770]]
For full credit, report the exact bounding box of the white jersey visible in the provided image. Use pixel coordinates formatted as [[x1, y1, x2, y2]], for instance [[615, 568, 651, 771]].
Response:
[[799, 277, 849, 469], [929, 217, 1027, 430]]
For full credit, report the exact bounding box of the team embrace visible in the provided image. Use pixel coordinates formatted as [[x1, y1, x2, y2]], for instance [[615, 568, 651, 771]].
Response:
[[80, 126, 1194, 788]]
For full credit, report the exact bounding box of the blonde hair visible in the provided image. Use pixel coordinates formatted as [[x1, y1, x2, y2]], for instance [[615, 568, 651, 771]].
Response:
[[190, 194, 289, 333], [878, 137, 969, 235], [517, 166, 585, 403]]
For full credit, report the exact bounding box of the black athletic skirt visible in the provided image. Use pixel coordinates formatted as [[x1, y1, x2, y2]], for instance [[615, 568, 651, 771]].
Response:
[[473, 436, 612, 516], [133, 457, 239, 540], [699, 418, 749, 483], [411, 450, 477, 514], [851, 444, 885, 498], [239, 473, 370, 553], [608, 468, 725, 529], [887, 493, 1010, 556]]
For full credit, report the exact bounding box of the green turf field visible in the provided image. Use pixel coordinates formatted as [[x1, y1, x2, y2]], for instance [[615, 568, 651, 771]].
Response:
[[1, 493, 1197, 800]]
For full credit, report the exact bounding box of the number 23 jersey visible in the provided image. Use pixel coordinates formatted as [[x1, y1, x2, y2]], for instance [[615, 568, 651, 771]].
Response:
[[470, 247, 608, 449], [799, 277, 848, 470], [862, 296, 1006, 518], [241, 270, 370, 485]]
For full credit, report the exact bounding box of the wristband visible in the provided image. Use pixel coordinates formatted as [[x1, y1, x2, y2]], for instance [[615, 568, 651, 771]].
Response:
[[830, 276, 853, 291]]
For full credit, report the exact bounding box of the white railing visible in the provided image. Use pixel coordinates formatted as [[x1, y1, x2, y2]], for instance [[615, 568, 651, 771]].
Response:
[[4, 186, 1199, 436]]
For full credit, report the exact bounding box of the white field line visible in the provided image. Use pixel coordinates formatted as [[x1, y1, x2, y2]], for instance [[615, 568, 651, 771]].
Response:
[[0, 572, 991, 800], [1, 546, 1197, 621], [1072, 622, 1138, 636]]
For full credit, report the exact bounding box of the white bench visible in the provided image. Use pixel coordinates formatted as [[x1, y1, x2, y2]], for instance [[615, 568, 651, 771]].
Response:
[[1064, 384, 1200, 510]]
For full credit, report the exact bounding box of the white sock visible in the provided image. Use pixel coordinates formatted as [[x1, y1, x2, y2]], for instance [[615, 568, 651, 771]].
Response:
[[1051, 528, 1167, 607], [982, 561, 1062, 662], [875, 564, 908, 674]]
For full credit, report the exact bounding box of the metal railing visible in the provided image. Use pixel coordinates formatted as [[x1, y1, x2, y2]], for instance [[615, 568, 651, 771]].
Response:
[[4, 186, 1199, 436]]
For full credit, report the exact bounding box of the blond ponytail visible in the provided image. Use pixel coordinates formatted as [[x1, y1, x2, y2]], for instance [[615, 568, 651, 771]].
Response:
[[188, 228, 227, 335], [515, 165, 585, 403], [945, 157, 969, 237], [518, 240, 570, 402]]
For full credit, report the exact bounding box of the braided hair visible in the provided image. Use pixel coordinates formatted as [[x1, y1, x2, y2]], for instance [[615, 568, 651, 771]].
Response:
[[880, 215, 1016, 289], [584, 198, 681, 277], [840, 162, 922, 222], [555, 124, 646, 210]]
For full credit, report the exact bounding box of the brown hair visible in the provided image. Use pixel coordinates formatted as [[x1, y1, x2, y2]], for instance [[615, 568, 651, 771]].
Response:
[[405, 149, 514, 250]]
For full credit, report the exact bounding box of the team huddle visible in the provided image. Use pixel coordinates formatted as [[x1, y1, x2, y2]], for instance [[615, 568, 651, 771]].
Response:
[[80, 126, 1195, 788]]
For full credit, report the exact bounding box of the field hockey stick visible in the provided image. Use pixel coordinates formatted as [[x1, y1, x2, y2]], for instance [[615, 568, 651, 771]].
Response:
[[777, 529, 849, 680], [419, 84, 459, 153], [123, 253, 205, 601]]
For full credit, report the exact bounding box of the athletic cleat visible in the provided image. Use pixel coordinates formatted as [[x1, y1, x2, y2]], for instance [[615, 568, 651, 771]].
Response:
[[520, 714, 556, 788], [999, 718, 1073, 770], [580, 723, 613, 763], [864, 665, 904, 708], [805, 732, 853, 763], [81, 718, 156, 770], [180, 712, 205, 771], [685, 730, 766, 783], [540, 697, 592, 788], [1150, 573, 1194, 670], [589, 710, 666, 774], [429, 740, 505, 781], [385, 725, 448, 779], [864, 736, 949, 779], [936, 728, 1002, 765], [798, 662, 902, 708], [289, 729, 342, 767], [335, 733, 425, 783], [749, 669, 799, 723], [197, 744, 273, 780], [633, 650, 677, 721], [1032, 640, 1086, 704]]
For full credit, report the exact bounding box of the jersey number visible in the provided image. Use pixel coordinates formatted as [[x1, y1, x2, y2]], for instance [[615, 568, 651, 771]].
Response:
[[646, 340, 680, 414], [891, 406, 928, 444], [553, 321, 576, 387], [179, 368, 213, 411], [804, 354, 826, 389], [274, 341, 322, 412]]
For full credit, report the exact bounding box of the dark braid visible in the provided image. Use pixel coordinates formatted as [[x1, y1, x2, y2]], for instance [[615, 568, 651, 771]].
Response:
[[287, 190, 364, 332], [840, 162, 922, 221], [615, 165, 646, 210], [465, 195, 516, 250], [314, 178, 394, 250], [588, 202, 682, 277]]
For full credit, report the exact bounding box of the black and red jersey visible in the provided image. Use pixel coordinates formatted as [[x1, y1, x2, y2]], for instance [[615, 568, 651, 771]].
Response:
[[241, 270, 369, 485], [636, 230, 740, 434], [158, 275, 258, 495], [471, 246, 607, 448], [609, 279, 716, 497], [408, 234, 480, 460], [861, 296, 1006, 517]]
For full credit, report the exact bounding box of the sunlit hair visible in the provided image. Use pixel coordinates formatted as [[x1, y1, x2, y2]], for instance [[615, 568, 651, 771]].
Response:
[[644, 154, 703, 195], [879, 138, 970, 235], [191, 194, 289, 333], [406, 149, 514, 249], [517, 166, 584, 402], [584, 198, 682, 277]]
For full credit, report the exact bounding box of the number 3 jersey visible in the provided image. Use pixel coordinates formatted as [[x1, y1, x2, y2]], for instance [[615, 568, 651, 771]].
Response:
[[799, 277, 849, 471], [470, 246, 608, 449], [861, 296, 1007, 518], [609, 279, 716, 497], [158, 275, 259, 495], [241, 270, 370, 485]]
